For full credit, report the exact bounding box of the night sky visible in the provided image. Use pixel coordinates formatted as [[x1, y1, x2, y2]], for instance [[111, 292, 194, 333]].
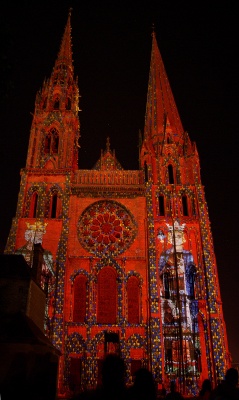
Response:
[[0, 2, 238, 364]]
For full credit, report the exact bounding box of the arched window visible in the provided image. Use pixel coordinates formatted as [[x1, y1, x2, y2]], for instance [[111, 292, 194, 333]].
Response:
[[144, 161, 148, 182], [127, 276, 140, 324], [29, 192, 38, 218], [168, 164, 174, 184], [53, 96, 60, 110], [50, 192, 62, 218], [44, 128, 59, 155], [44, 133, 51, 153], [50, 193, 58, 218], [97, 267, 117, 324], [182, 194, 189, 216], [52, 130, 59, 154], [73, 275, 87, 323], [158, 194, 165, 216]]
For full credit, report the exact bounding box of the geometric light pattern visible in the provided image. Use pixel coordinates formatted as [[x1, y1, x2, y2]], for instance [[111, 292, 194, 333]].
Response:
[[77, 200, 137, 256]]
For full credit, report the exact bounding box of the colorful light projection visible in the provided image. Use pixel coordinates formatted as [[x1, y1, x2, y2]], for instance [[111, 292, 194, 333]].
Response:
[[158, 220, 199, 384], [77, 200, 137, 257]]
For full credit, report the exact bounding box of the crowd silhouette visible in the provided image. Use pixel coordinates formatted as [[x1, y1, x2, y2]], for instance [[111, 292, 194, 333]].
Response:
[[72, 354, 127, 400], [71, 354, 157, 400], [70, 357, 239, 400], [2, 349, 239, 400], [127, 366, 157, 400], [210, 367, 239, 400]]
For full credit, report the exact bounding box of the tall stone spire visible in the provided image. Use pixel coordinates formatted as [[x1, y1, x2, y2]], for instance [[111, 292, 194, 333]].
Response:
[[54, 9, 73, 71], [144, 32, 184, 148], [26, 8, 80, 170]]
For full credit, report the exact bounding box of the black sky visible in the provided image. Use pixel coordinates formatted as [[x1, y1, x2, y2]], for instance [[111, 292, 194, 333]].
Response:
[[0, 2, 238, 364]]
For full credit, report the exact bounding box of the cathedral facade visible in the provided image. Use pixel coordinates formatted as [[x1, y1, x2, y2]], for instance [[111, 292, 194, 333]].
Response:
[[5, 12, 230, 398]]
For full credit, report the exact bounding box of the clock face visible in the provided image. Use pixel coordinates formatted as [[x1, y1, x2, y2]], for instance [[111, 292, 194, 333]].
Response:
[[77, 200, 137, 256]]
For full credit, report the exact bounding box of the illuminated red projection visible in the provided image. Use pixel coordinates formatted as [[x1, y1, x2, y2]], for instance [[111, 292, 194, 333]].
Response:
[[5, 11, 230, 398]]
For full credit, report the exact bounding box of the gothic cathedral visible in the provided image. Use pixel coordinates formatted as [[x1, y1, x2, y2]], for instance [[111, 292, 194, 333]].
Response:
[[5, 12, 230, 398]]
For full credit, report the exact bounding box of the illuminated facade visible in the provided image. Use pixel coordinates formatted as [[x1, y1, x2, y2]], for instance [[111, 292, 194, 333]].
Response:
[[5, 12, 230, 397]]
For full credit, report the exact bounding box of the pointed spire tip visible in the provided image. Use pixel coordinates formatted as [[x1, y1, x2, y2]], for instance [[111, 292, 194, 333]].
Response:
[[151, 22, 155, 37]]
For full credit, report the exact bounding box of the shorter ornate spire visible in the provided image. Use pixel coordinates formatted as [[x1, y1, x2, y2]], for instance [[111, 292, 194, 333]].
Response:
[[55, 9, 73, 68], [106, 137, 111, 152]]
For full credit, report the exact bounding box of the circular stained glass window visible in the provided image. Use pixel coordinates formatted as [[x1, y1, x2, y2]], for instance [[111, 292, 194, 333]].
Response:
[[77, 200, 137, 256]]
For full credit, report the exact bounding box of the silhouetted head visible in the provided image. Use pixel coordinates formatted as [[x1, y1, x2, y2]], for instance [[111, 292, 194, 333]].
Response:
[[101, 354, 125, 391], [200, 379, 211, 395], [170, 380, 176, 392], [225, 368, 238, 387], [202, 379, 211, 390], [135, 368, 155, 387], [133, 368, 156, 400]]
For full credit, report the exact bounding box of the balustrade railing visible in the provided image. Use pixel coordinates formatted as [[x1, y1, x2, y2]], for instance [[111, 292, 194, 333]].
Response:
[[74, 170, 144, 185]]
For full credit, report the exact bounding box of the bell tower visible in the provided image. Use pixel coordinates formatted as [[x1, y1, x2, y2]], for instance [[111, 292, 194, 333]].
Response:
[[6, 10, 80, 254], [26, 10, 80, 171], [140, 32, 230, 392]]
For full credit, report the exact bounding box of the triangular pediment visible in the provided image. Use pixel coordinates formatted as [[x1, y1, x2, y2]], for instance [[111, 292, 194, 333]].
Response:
[[92, 137, 124, 171]]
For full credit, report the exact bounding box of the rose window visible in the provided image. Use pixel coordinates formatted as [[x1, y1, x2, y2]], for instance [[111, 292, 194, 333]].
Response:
[[77, 200, 137, 256]]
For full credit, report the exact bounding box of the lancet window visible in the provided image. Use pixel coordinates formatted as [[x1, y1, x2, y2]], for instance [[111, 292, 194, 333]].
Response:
[[50, 193, 58, 218], [53, 96, 60, 110], [168, 164, 174, 184], [158, 194, 165, 216], [50, 192, 62, 218], [127, 276, 140, 324], [144, 161, 148, 182], [182, 194, 189, 216], [73, 275, 87, 323], [29, 192, 38, 218], [97, 267, 117, 324], [44, 128, 59, 155]]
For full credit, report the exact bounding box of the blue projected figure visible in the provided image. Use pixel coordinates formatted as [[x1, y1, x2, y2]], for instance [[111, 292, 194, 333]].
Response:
[[158, 220, 198, 375], [159, 221, 196, 306]]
